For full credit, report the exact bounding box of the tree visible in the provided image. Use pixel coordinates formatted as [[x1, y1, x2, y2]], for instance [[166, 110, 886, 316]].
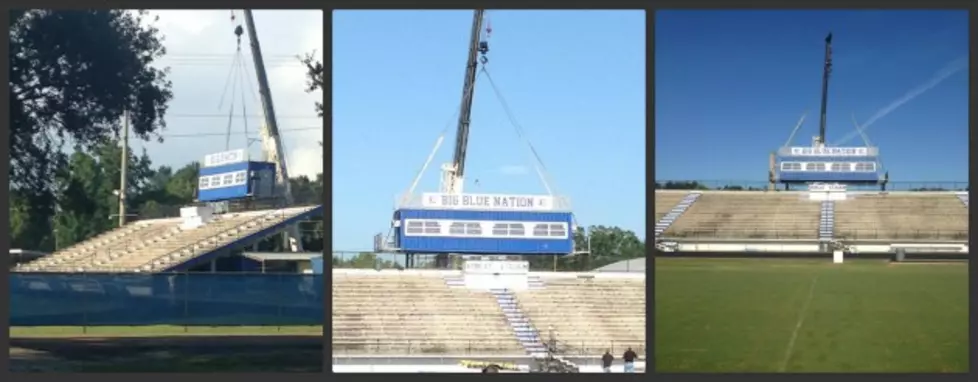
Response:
[[9, 10, 173, 250], [300, 52, 323, 118], [527, 225, 645, 272], [332, 252, 397, 269]]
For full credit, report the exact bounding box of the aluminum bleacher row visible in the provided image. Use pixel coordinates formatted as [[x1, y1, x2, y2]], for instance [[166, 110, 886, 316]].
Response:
[[14, 205, 321, 273], [331, 270, 646, 356], [654, 190, 968, 240]]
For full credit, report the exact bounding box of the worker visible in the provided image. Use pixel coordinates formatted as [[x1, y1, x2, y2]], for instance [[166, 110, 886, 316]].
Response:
[[601, 350, 614, 373], [622, 347, 637, 373]]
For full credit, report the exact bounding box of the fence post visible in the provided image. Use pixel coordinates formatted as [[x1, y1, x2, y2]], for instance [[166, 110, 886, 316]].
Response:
[[183, 273, 189, 333]]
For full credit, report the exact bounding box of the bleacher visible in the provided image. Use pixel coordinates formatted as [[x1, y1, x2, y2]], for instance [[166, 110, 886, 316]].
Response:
[[834, 193, 968, 240], [331, 271, 524, 355], [664, 192, 820, 239], [516, 276, 645, 356], [15, 205, 320, 273], [654, 191, 687, 222]]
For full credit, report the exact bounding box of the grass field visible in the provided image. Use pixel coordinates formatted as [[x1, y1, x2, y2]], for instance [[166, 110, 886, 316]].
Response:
[[655, 258, 968, 373]]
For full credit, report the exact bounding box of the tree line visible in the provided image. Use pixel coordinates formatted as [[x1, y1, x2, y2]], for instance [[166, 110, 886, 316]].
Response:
[[9, 10, 324, 252], [333, 225, 646, 272]]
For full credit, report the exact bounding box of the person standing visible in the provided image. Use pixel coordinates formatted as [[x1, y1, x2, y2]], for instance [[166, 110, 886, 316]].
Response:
[[602, 350, 614, 373], [622, 347, 638, 373]]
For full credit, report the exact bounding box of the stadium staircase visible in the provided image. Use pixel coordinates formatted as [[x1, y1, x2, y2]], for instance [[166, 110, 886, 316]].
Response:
[[16, 205, 322, 273], [489, 288, 579, 371], [654, 192, 702, 237], [819, 200, 835, 242], [490, 289, 548, 356], [956, 193, 969, 207]]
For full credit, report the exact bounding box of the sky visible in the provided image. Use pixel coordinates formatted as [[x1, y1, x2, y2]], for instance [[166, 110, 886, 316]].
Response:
[[333, 10, 646, 251], [131, 10, 323, 178], [656, 10, 969, 186]]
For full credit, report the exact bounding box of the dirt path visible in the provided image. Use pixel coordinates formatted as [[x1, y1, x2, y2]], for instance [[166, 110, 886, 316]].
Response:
[[10, 336, 322, 372]]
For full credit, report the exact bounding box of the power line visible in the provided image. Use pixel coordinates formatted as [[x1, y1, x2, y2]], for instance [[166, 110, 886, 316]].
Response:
[[165, 53, 302, 59], [167, 113, 320, 119], [160, 127, 320, 138]]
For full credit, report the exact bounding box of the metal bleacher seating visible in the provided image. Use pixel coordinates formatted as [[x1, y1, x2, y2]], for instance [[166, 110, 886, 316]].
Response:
[[15, 206, 318, 273], [515, 276, 645, 356], [331, 271, 524, 355]]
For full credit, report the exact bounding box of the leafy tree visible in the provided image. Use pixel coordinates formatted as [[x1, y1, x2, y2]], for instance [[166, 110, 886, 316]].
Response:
[[9, 10, 172, 250], [300, 52, 323, 118], [333, 252, 397, 269]]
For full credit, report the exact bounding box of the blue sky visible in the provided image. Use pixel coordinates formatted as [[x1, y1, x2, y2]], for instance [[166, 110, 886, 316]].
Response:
[[656, 10, 969, 186], [333, 10, 646, 251]]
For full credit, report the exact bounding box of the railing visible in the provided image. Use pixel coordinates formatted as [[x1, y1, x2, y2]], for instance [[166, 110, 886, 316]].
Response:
[[660, 228, 968, 241], [654, 180, 968, 191], [331, 339, 645, 356]]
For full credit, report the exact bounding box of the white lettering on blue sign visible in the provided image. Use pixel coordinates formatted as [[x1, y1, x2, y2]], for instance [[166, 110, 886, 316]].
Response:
[[789, 147, 869, 157], [203, 149, 247, 168], [422, 193, 554, 211]]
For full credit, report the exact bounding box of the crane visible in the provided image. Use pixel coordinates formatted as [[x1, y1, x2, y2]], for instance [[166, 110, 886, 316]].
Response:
[[440, 9, 490, 195], [240, 10, 303, 252]]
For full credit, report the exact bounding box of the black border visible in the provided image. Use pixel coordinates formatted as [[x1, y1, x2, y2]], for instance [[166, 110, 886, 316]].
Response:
[[0, 2, 974, 382], [651, 2, 976, 382], [4, 5, 327, 382]]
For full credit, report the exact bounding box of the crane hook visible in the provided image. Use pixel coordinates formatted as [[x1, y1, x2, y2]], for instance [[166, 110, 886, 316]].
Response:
[[234, 24, 244, 49], [478, 40, 489, 65]]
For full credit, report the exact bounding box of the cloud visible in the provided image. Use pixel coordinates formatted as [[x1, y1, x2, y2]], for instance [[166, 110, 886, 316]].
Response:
[[128, 10, 323, 179], [498, 165, 530, 176]]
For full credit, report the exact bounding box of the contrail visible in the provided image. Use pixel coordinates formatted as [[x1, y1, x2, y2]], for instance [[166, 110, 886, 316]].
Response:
[[834, 56, 967, 146]]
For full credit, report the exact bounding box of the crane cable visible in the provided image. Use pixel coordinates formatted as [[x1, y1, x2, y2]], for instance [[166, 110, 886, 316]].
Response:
[[479, 66, 557, 196], [216, 11, 253, 151]]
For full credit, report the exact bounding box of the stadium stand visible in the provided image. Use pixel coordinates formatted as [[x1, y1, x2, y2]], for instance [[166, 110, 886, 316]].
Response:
[[654, 191, 687, 222], [331, 271, 525, 355], [834, 193, 968, 240], [663, 192, 820, 239], [515, 275, 645, 355], [15, 206, 319, 273]]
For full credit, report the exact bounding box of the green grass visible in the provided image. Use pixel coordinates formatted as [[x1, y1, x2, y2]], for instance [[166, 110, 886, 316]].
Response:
[[11, 325, 323, 337], [655, 258, 968, 373]]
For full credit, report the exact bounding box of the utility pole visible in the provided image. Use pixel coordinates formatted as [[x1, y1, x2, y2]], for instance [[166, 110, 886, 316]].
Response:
[[119, 109, 129, 227]]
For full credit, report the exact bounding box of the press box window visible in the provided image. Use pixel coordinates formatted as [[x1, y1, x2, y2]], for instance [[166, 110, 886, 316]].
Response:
[[199, 177, 211, 189], [780, 162, 802, 171], [450, 222, 466, 235], [233, 171, 247, 185], [423, 221, 441, 234], [222, 174, 234, 185], [533, 224, 549, 236], [405, 221, 424, 235], [854, 162, 875, 172], [493, 223, 525, 236], [508, 223, 525, 236], [830, 163, 846, 172], [549, 224, 567, 237], [465, 223, 482, 235]]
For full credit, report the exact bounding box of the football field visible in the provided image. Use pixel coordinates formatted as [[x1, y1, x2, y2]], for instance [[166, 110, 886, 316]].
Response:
[[655, 257, 968, 373]]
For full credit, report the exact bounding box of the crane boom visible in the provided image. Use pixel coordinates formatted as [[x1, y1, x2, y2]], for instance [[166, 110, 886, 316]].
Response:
[[444, 10, 486, 195], [817, 32, 833, 146], [242, 10, 303, 253], [243, 9, 294, 205]]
